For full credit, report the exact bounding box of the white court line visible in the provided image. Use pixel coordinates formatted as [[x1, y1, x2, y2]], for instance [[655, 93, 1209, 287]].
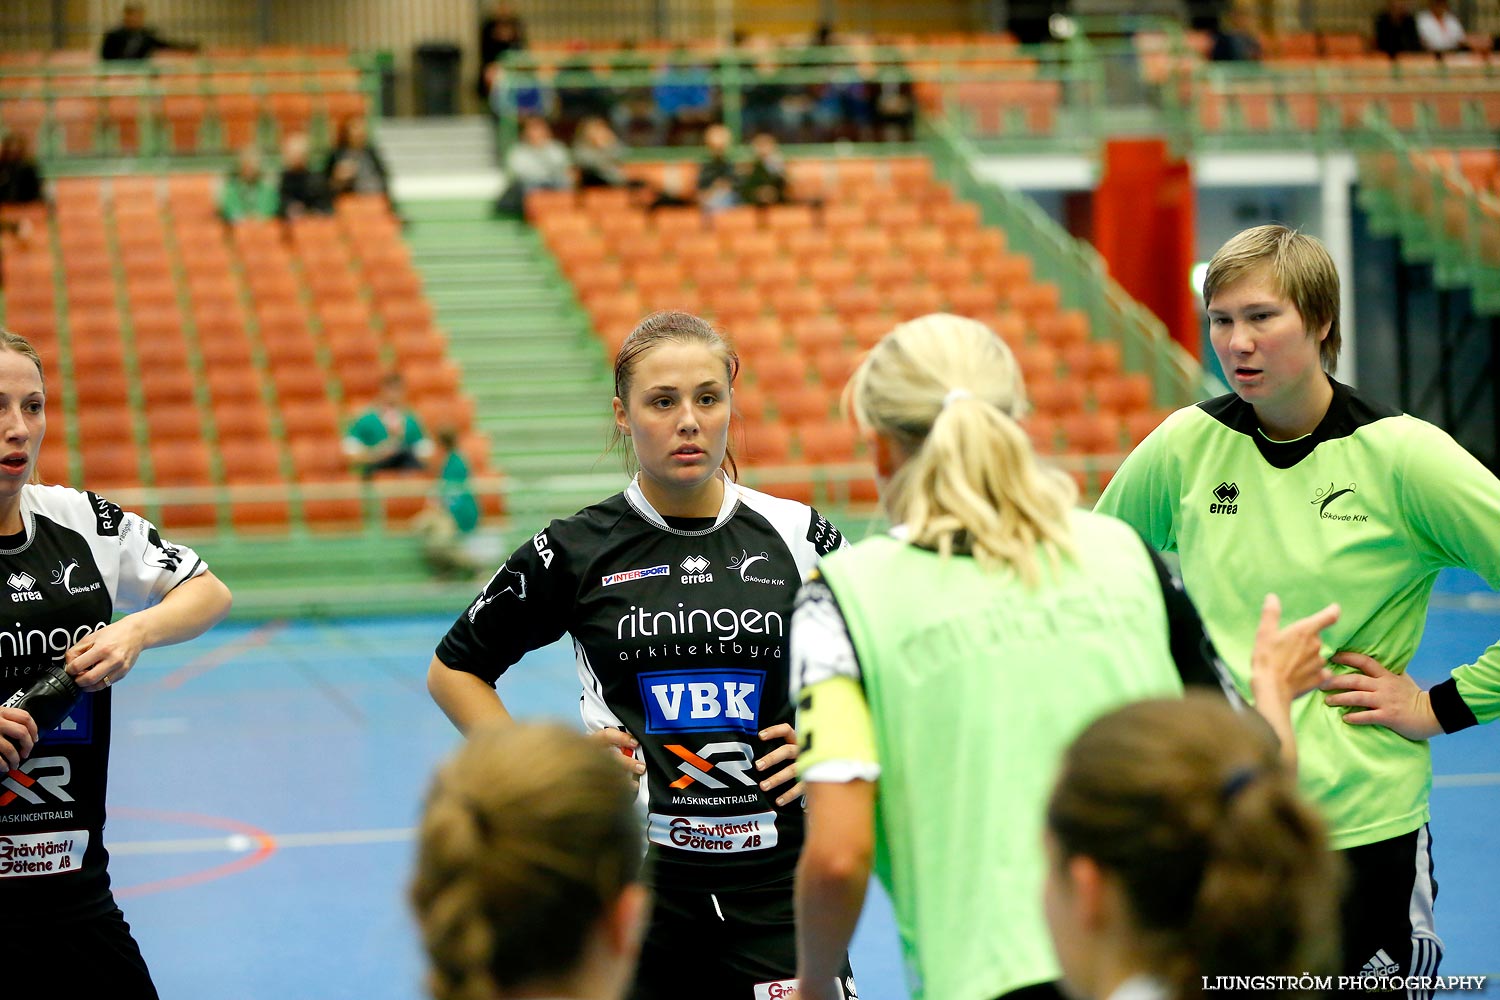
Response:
[[1433, 772, 1500, 788], [1430, 592, 1500, 612], [111, 827, 415, 856], [113, 776, 1500, 856]]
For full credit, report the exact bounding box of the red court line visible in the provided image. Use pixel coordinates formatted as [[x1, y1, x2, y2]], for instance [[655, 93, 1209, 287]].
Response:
[[111, 806, 277, 899], [157, 620, 286, 691]]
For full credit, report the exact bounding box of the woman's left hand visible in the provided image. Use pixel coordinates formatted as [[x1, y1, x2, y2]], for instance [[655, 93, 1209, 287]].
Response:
[[1321, 652, 1442, 740], [756, 722, 803, 807], [64, 617, 147, 693]]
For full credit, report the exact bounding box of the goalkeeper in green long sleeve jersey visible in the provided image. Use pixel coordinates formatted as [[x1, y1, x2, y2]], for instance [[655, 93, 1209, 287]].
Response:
[[1096, 224, 1500, 991]]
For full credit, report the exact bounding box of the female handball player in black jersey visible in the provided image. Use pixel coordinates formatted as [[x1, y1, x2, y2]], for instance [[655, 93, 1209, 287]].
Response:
[[0, 329, 233, 998], [428, 311, 856, 1000]]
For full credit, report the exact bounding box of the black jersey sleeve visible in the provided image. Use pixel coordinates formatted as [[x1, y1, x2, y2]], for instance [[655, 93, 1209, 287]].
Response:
[[435, 524, 577, 684], [1142, 539, 1246, 708]]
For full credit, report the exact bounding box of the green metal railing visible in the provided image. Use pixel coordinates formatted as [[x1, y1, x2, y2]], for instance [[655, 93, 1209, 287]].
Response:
[[490, 40, 1104, 152], [1150, 31, 1500, 155], [0, 51, 381, 168], [1355, 121, 1500, 315]]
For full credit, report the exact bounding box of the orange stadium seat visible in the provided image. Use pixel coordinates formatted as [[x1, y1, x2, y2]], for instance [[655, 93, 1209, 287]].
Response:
[[213, 400, 275, 443], [140, 368, 199, 407], [730, 384, 768, 424], [751, 351, 810, 388], [146, 402, 206, 442], [1092, 373, 1155, 414], [726, 316, 783, 359], [81, 441, 142, 489], [799, 421, 860, 464], [135, 334, 192, 369], [151, 438, 213, 486], [416, 397, 476, 436], [220, 440, 284, 484], [739, 424, 794, 466], [271, 365, 331, 403], [1028, 378, 1087, 416], [281, 399, 342, 442], [1061, 412, 1125, 454], [72, 369, 132, 409], [771, 385, 833, 426]]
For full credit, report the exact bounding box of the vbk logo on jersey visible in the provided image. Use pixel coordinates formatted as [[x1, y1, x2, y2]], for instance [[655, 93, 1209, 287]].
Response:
[[639, 669, 764, 734], [601, 564, 670, 588]]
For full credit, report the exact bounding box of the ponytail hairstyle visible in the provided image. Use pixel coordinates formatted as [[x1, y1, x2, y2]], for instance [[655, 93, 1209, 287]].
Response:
[[410, 722, 644, 1000], [1047, 696, 1343, 999], [609, 310, 740, 480], [846, 312, 1076, 586], [0, 327, 47, 484]]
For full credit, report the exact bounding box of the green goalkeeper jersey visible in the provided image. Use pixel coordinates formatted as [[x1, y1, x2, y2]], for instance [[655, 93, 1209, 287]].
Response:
[[1097, 377, 1500, 849]]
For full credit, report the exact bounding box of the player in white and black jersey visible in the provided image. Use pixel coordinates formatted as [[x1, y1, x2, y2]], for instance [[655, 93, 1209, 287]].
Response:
[[0, 329, 233, 998], [429, 312, 856, 1000]]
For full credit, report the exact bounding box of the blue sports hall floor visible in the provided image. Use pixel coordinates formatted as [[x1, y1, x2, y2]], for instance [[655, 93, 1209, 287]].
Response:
[[97, 572, 1499, 999]]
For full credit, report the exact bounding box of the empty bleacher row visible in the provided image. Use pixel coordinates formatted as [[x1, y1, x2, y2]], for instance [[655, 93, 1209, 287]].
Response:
[[529, 157, 1167, 502], [0, 48, 369, 158], [0, 178, 484, 534]]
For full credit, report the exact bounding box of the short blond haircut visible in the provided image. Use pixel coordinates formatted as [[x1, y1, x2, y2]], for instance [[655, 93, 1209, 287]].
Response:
[[1203, 224, 1341, 374], [846, 312, 1076, 586]]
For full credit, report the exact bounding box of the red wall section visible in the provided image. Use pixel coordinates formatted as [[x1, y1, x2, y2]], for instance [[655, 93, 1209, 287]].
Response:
[[1092, 138, 1198, 357]]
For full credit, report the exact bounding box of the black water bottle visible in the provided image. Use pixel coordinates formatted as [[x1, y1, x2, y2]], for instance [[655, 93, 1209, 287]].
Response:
[[1, 664, 82, 732]]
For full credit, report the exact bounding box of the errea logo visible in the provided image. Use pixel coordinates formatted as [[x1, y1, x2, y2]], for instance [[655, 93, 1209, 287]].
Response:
[[680, 555, 713, 584], [1209, 482, 1239, 515], [7, 572, 40, 604]]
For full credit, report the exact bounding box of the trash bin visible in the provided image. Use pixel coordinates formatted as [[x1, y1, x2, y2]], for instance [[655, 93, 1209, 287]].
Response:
[[414, 42, 462, 117]]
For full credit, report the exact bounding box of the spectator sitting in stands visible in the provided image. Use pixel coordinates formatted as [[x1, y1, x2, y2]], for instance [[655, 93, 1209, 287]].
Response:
[[277, 133, 332, 219], [571, 116, 630, 189], [344, 373, 434, 478], [696, 122, 739, 213], [1375, 0, 1423, 56], [0, 134, 43, 206], [1416, 0, 1466, 53], [871, 61, 916, 142], [477, 1, 526, 103], [100, 3, 197, 61], [218, 147, 277, 223], [1210, 4, 1262, 61], [324, 117, 398, 218], [494, 116, 573, 217], [413, 428, 482, 580], [739, 132, 790, 206]]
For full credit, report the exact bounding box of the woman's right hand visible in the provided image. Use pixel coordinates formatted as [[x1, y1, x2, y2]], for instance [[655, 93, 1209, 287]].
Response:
[[1251, 593, 1340, 702], [593, 727, 646, 784], [0, 706, 38, 772]]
